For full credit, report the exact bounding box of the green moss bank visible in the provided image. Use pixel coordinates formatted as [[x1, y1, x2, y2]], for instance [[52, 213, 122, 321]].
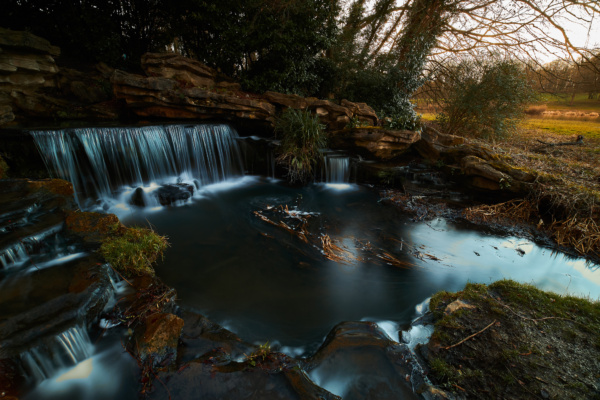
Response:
[[421, 280, 600, 399]]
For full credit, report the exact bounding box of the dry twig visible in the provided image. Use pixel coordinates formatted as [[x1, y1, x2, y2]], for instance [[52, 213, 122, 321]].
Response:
[[444, 320, 497, 350]]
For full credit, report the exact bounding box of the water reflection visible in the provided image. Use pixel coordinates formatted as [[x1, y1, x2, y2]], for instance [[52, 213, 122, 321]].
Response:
[[122, 178, 600, 349]]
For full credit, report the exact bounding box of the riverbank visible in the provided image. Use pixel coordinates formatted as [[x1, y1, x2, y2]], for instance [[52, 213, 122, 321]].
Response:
[[418, 280, 600, 399]]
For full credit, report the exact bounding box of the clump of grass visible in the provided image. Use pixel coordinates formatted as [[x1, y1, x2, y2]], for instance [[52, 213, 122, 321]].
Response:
[[430, 357, 458, 383], [275, 108, 326, 184], [100, 227, 168, 277]]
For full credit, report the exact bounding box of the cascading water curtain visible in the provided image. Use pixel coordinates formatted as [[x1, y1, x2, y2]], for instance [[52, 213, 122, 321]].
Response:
[[31, 124, 244, 208]]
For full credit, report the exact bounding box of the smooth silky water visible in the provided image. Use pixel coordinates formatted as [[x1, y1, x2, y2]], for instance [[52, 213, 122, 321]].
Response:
[[25, 124, 600, 399], [121, 178, 600, 349]]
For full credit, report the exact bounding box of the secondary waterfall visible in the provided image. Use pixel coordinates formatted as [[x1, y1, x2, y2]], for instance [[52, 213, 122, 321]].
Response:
[[323, 154, 350, 183], [31, 124, 243, 208], [20, 325, 93, 383]]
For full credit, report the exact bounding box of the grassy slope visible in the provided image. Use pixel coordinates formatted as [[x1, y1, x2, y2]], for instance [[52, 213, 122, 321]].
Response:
[[425, 280, 600, 399]]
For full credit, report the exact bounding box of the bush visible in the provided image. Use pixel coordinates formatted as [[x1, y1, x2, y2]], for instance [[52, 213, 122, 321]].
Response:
[[436, 60, 536, 138], [100, 227, 168, 277], [383, 111, 423, 131], [275, 109, 326, 183]]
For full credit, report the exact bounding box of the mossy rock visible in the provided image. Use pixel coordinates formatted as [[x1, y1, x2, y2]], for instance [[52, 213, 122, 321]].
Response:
[[65, 211, 122, 243], [28, 178, 74, 197]]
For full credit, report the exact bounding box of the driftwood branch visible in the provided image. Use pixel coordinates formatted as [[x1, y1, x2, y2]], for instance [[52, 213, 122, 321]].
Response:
[[444, 319, 497, 350], [536, 135, 584, 147]]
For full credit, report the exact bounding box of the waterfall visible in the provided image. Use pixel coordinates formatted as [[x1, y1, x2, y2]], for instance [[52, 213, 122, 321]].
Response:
[[20, 325, 93, 383], [324, 155, 350, 183], [31, 124, 244, 207], [0, 224, 63, 270]]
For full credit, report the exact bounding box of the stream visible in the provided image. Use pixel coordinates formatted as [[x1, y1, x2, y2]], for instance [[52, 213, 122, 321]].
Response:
[[6, 123, 599, 399]]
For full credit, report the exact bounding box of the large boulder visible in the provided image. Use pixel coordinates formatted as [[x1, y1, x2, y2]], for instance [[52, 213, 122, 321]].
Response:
[[330, 128, 421, 160]]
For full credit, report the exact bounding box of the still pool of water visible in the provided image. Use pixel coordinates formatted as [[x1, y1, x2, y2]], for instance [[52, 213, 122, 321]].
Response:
[[121, 176, 600, 351]]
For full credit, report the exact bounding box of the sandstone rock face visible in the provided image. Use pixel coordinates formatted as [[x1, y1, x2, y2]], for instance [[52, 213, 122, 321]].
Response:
[[0, 28, 121, 125], [142, 53, 242, 91], [330, 128, 421, 160], [264, 91, 311, 110], [142, 53, 217, 88], [0, 28, 61, 125], [340, 99, 378, 125], [112, 68, 276, 122]]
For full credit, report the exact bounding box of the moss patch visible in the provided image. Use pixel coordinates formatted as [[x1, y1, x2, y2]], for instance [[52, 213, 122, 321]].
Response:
[[28, 178, 74, 197], [424, 280, 600, 399], [66, 211, 122, 243], [100, 226, 168, 277]]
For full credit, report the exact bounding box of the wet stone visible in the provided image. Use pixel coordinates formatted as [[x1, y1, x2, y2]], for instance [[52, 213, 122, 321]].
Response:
[[137, 312, 184, 367], [130, 187, 146, 207], [0, 257, 113, 357], [157, 183, 194, 206], [304, 321, 419, 400]]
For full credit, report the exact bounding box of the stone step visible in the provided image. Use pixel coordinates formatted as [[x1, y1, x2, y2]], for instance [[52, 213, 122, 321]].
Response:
[[0, 255, 113, 358]]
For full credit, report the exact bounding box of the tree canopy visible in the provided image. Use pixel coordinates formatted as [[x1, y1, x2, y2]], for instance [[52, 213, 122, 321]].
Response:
[[2, 0, 598, 117]]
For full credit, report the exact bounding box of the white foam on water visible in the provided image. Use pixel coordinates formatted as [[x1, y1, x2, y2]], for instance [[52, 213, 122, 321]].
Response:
[[401, 324, 435, 350]]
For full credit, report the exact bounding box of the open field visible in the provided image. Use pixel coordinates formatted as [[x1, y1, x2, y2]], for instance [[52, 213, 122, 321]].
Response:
[[521, 117, 600, 139], [538, 93, 600, 112], [418, 111, 599, 139]]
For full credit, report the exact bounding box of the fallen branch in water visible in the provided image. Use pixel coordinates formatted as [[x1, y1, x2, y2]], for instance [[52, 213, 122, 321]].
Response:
[[444, 320, 497, 350]]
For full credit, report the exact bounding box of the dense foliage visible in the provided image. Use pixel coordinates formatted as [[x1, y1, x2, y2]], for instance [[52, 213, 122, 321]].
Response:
[[436, 60, 536, 138], [1, 0, 169, 69], [275, 109, 326, 183], [169, 0, 339, 96]]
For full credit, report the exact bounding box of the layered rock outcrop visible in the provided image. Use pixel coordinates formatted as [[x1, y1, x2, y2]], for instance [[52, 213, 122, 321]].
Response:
[[111, 53, 380, 131], [0, 27, 119, 124], [0, 27, 60, 124], [111, 68, 276, 122], [331, 127, 421, 160]]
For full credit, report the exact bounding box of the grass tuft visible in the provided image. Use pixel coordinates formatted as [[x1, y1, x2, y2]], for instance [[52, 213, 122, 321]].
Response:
[[100, 227, 169, 277], [275, 108, 326, 183]]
